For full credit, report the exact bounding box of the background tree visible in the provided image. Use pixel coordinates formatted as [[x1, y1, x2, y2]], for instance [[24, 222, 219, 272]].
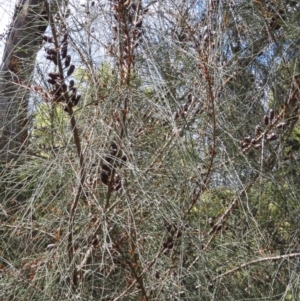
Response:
[[0, 0, 49, 158]]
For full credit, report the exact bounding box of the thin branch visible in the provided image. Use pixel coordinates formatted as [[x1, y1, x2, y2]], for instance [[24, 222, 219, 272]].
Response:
[[211, 252, 300, 283]]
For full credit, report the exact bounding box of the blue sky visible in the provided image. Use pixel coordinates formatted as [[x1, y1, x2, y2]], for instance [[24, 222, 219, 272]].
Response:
[[0, 0, 15, 59]]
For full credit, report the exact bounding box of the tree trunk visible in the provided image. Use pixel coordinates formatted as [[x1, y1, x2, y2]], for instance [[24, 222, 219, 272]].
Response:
[[0, 0, 48, 161]]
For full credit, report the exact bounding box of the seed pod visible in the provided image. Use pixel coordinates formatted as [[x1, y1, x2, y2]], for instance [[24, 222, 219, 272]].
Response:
[[288, 97, 297, 105], [91, 237, 98, 247], [48, 72, 59, 79], [114, 182, 122, 191], [47, 48, 57, 56], [61, 83, 67, 92], [53, 84, 62, 95], [216, 224, 222, 232], [183, 103, 189, 112], [71, 93, 77, 103], [135, 19, 143, 28], [176, 229, 182, 238], [269, 18, 281, 30], [269, 109, 274, 120], [165, 223, 172, 233], [241, 142, 248, 149], [61, 33, 68, 43], [61, 47, 68, 59], [167, 242, 174, 249], [61, 41, 68, 58], [69, 88, 77, 98], [110, 147, 118, 156], [267, 133, 277, 141], [73, 95, 81, 106], [65, 55, 71, 68], [46, 54, 58, 65], [170, 226, 178, 236], [43, 35, 53, 43], [53, 92, 63, 102], [254, 143, 261, 149], [67, 64, 75, 77], [276, 122, 287, 129], [121, 155, 127, 162], [115, 173, 120, 181], [47, 78, 56, 85], [244, 136, 251, 143], [167, 236, 173, 243], [251, 139, 256, 144], [104, 155, 113, 163], [101, 170, 109, 185], [111, 141, 118, 149], [255, 125, 262, 136], [102, 163, 111, 172], [69, 79, 74, 88], [52, 55, 58, 65], [264, 115, 269, 126]]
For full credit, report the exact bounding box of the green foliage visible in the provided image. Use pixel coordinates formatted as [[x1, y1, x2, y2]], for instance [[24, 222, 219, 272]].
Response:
[[31, 104, 69, 154]]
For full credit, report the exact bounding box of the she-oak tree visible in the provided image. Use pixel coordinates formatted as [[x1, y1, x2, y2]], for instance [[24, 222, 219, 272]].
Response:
[[1, 0, 300, 300]]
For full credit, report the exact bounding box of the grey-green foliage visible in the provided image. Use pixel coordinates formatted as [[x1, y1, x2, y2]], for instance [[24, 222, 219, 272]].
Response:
[[2, 0, 300, 300]]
